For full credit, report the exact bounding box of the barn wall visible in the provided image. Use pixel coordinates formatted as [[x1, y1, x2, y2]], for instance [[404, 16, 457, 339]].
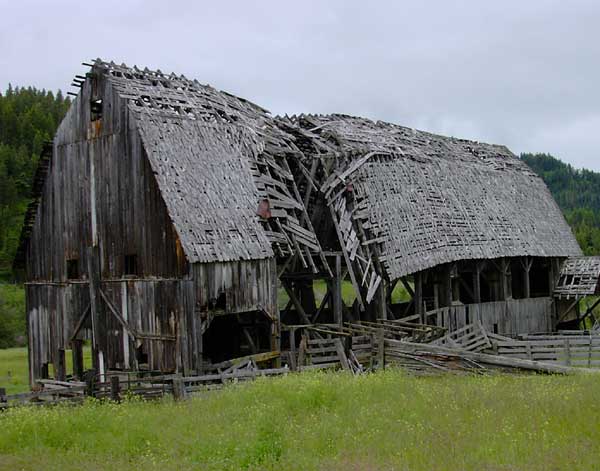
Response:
[[191, 258, 278, 316], [25, 70, 189, 382], [26, 279, 195, 379], [25, 70, 186, 282], [24, 70, 280, 382], [429, 297, 553, 335]]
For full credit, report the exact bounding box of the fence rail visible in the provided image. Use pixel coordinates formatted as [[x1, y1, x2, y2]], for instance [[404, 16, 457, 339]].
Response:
[[5, 323, 600, 409]]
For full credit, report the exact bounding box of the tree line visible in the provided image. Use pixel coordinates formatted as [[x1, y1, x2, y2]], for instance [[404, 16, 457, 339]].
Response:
[[0, 85, 71, 275], [521, 153, 600, 255]]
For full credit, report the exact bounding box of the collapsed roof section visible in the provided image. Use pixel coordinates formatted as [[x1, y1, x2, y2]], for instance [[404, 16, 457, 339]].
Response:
[[93, 60, 325, 267], [555, 256, 600, 299], [281, 114, 582, 287]]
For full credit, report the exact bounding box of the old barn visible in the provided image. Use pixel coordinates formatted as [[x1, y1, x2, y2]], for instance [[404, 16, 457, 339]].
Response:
[[13, 60, 327, 383], [13, 59, 594, 384], [279, 114, 585, 333]]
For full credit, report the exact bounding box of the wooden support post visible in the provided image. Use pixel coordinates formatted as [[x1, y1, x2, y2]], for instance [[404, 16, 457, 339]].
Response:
[[444, 267, 453, 308], [549, 258, 560, 291], [298, 279, 317, 317], [72, 340, 84, 380], [172, 376, 187, 401], [414, 272, 424, 323], [378, 278, 388, 321], [87, 245, 105, 382], [289, 327, 297, 371], [452, 268, 461, 304], [85, 370, 95, 397], [56, 348, 66, 381], [499, 258, 512, 300], [473, 262, 482, 304], [522, 257, 533, 299], [333, 254, 343, 326], [297, 335, 307, 369], [377, 328, 385, 370], [433, 280, 440, 310], [271, 317, 281, 369], [110, 376, 121, 401]]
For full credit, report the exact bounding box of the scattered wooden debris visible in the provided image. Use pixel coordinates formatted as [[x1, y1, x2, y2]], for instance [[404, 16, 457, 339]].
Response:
[[297, 336, 350, 371], [7, 323, 600, 409], [432, 321, 492, 352], [344, 320, 446, 343]]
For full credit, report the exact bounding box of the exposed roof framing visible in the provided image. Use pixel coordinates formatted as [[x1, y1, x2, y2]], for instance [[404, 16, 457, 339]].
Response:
[[555, 256, 600, 299], [280, 114, 582, 281], [64, 60, 326, 268]]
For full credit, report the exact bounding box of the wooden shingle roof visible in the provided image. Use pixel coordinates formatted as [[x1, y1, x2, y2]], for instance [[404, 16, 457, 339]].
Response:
[[284, 114, 583, 280], [95, 60, 323, 264]]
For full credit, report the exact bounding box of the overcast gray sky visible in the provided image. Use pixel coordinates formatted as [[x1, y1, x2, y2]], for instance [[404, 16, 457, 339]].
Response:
[[1, 0, 599, 169]]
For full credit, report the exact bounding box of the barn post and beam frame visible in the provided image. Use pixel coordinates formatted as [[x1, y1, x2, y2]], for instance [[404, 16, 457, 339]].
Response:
[[12, 59, 592, 384]]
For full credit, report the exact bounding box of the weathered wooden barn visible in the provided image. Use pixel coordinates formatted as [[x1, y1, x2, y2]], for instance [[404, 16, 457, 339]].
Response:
[[14, 59, 593, 384], [13, 60, 327, 383], [277, 114, 585, 333]]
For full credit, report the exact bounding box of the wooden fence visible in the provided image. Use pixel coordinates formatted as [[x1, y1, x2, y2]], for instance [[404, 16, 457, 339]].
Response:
[[5, 324, 600, 409], [488, 334, 600, 367], [0, 367, 290, 409]]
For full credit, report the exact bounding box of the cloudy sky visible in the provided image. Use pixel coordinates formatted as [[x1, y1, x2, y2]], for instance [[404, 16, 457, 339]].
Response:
[[1, 0, 599, 169]]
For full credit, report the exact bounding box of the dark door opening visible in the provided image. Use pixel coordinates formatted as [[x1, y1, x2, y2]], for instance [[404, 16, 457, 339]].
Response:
[[202, 312, 273, 364]]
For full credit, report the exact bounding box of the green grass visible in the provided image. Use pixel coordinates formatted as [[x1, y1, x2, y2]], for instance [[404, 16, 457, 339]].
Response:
[[582, 296, 600, 328], [0, 347, 92, 394], [278, 279, 411, 310], [0, 347, 29, 394], [1, 371, 599, 470]]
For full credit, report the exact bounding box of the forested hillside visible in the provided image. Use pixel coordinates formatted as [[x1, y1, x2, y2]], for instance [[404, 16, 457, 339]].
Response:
[[522, 153, 600, 255], [0, 85, 71, 276]]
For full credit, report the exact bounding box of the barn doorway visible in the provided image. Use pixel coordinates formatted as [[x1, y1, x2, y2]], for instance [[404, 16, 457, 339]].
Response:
[[202, 311, 273, 364]]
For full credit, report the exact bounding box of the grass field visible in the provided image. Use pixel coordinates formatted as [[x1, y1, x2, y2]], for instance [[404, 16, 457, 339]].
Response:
[[0, 347, 30, 394], [1, 371, 599, 470], [2, 283, 600, 469], [0, 347, 92, 394]]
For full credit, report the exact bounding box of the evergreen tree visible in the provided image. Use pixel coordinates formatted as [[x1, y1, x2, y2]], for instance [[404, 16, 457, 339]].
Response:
[[522, 153, 600, 255], [0, 86, 71, 273]]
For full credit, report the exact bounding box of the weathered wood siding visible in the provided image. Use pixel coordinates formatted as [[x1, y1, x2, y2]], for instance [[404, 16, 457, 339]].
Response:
[[26, 72, 186, 282], [26, 283, 89, 382], [24, 70, 280, 382], [191, 258, 278, 315], [429, 297, 553, 335]]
